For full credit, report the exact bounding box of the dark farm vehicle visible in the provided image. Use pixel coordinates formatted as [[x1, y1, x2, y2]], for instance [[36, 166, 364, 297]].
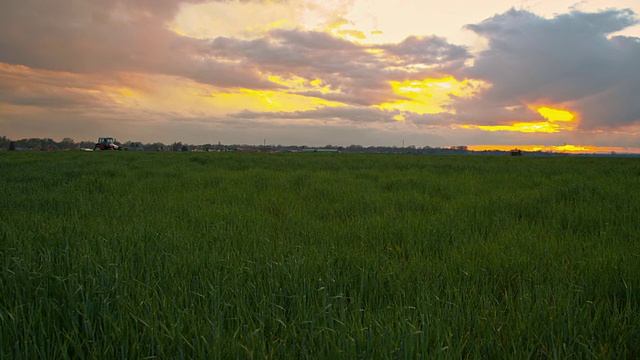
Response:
[[94, 137, 120, 151]]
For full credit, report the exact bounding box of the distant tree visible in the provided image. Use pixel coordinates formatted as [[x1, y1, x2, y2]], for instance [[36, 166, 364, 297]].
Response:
[[61, 137, 74, 150], [20, 138, 40, 149], [9, 141, 15, 151], [42, 138, 56, 150], [172, 142, 183, 152], [126, 141, 143, 150], [79, 141, 95, 149]]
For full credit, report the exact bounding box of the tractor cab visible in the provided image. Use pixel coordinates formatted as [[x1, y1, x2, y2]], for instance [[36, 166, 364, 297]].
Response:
[[94, 137, 120, 151]]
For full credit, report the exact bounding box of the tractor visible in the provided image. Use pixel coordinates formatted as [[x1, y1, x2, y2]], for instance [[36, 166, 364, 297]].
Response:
[[94, 137, 120, 151]]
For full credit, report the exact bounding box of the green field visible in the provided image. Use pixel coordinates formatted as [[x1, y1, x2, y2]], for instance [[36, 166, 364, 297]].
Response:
[[1, 151, 639, 358]]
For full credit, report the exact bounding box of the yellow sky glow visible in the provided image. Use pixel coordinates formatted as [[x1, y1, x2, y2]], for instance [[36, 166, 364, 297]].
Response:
[[105, 74, 344, 115], [211, 89, 343, 112], [170, 0, 640, 47], [461, 106, 577, 133], [377, 76, 484, 115], [537, 106, 575, 122]]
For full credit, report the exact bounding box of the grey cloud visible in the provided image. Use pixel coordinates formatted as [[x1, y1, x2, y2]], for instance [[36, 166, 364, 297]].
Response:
[[271, 29, 359, 50], [0, 65, 116, 109], [229, 105, 470, 129], [403, 112, 462, 127], [0, 0, 276, 89], [571, 35, 640, 128], [381, 35, 471, 67], [0, 0, 482, 107], [449, 97, 542, 125], [211, 30, 374, 78], [231, 106, 401, 123], [211, 32, 393, 106], [460, 8, 640, 129], [210, 29, 469, 106], [292, 90, 393, 107]]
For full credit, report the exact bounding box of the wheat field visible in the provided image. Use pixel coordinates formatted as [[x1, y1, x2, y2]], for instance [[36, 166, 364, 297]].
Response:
[[1, 151, 639, 358]]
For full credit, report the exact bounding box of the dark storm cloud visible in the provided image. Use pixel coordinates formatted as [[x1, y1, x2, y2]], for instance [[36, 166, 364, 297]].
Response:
[[459, 8, 640, 128]]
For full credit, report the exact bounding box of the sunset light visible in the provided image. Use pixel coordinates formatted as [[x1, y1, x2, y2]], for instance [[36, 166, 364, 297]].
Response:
[[536, 107, 575, 122], [460, 107, 578, 133], [210, 89, 344, 113], [377, 77, 483, 115], [467, 144, 640, 154], [1, 0, 639, 150], [5, 2, 640, 356]]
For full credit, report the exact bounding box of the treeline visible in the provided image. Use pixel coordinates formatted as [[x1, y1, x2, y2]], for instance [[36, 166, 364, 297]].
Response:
[[0, 135, 473, 153], [0, 136, 174, 152], [0, 136, 249, 152], [0, 136, 90, 151]]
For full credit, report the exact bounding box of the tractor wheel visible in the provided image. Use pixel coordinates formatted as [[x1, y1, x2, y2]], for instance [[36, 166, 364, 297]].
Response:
[[94, 146, 101, 151]]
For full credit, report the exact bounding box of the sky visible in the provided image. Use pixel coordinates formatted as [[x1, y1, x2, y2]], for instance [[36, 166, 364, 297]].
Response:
[[1, 0, 640, 152]]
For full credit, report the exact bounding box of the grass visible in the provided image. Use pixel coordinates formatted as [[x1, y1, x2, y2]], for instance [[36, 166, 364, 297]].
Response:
[[1, 151, 640, 358]]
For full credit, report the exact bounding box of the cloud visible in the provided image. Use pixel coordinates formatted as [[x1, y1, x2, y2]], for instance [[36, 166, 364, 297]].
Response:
[[0, 0, 278, 89], [0, 64, 112, 109], [209, 28, 471, 106], [459, 8, 640, 129], [0, 0, 470, 99], [2, 1, 639, 150], [209, 29, 385, 100], [231, 106, 402, 123], [380, 35, 471, 68]]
